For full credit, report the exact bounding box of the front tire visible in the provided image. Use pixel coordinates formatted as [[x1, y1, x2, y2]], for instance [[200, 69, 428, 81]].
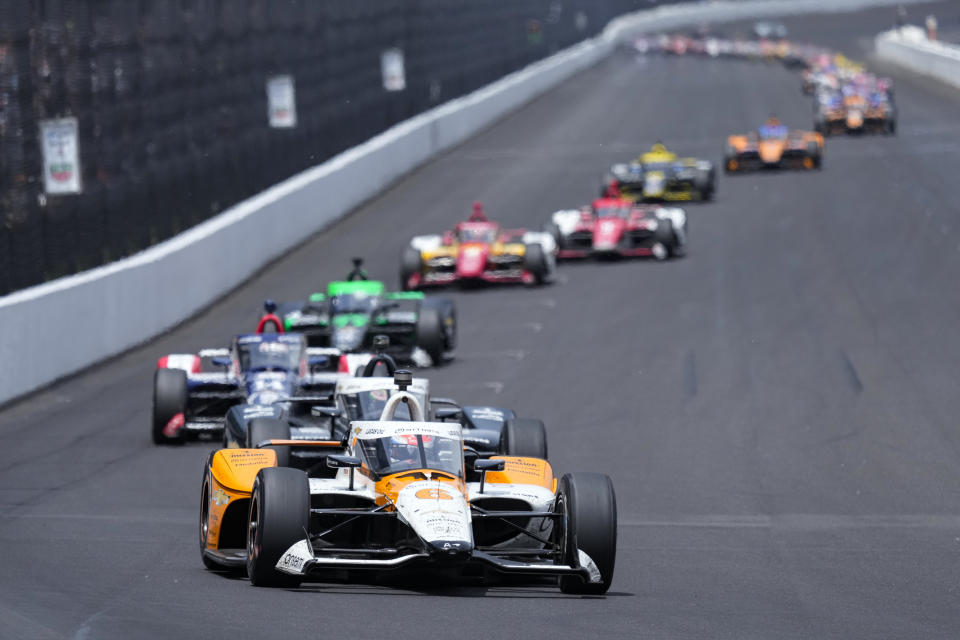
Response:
[[499, 418, 548, 460], [523, 243, 549, 285], [199, 458, 220, 570], [557, 473, 617, 595], [246, 418, 292, 468], [247, 468, 309, 588], [152, 368, 188, 445]]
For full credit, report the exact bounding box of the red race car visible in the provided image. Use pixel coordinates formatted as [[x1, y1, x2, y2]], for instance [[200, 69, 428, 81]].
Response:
[[545, 198, 687, 260], [401, 202, 557, 290]]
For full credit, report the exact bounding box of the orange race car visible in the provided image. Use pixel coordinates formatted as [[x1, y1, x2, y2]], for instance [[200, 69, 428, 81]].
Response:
[[724, 118, 823, 172]]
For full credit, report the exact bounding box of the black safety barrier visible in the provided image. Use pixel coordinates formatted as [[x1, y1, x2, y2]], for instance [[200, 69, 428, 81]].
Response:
[[0, 0, 683, 295]]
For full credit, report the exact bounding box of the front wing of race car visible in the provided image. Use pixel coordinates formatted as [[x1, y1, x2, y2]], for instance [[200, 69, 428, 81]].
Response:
[[273, 511, 601, 587]]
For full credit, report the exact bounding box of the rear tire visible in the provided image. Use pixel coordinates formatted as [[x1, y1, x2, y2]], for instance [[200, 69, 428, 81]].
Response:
[[152, 368, 188, 445], [544, 222, 562, 248], [421, 297, 457, 352], [557, 473, 617, 595], [400, 247, 423, 291], [416, 307, 445, 365], [499, 418, 548, 460], [246, 418, 291, 468], [523, 243, 549, 285], [247, 467, 309, 588]]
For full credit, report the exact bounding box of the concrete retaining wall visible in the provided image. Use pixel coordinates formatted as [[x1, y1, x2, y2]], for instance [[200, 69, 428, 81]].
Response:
[[875, 25, 960, 89]]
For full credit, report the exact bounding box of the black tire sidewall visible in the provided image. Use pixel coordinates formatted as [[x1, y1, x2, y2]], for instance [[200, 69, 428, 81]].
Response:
[[247, 467, 309, 587], [558, 473, 617, 594], [499, 418, 548, 460], [416, 307, 445, 364], [400, 247, 423, 290], [152, 368, 187, 445], [524, 243, 547, 284]]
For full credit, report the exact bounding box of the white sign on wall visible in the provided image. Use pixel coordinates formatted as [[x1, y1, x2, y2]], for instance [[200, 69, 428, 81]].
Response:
[[381, 48, 406, 92], [40, 117, 82, 195], [266, 75, 297, 128]]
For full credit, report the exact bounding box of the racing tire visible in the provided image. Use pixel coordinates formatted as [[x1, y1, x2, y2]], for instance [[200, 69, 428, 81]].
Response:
[[152, 368, 188, 445], [247, 467, 309, 588], [246, 418, 291, 468], [723, 153, 737, 174], [422, 297, 457, 352], [199, 457, 222, 571], [400, 246, 423, 291], [499, 418, 548, 460], [886, 119, 896, 136], [805, 142, 822, 169], [523, 243, 549, 286], [695, 168, 715, 201], [557, 473, 617, 595], [544, 222, 562, 248], [667, 220, 687, 258], [416, 307, 445, 366], [653, 221, 678, 261]]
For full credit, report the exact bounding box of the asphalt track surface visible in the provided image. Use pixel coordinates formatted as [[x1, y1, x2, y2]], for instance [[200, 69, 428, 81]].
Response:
[[3, 3, 960, 639]]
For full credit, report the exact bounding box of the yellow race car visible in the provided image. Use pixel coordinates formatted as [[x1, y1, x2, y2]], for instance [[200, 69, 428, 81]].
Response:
[[601, 143, 716, 202], [199, 370, 617, 594]]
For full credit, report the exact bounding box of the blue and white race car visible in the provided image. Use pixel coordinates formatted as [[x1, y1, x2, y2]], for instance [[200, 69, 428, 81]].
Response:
[[151, 332, 351, 444]]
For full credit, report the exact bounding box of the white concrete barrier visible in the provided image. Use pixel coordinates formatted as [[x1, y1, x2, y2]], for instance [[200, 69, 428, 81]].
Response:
[[0, 0, 931, 405], [875, 25, 960, 89]]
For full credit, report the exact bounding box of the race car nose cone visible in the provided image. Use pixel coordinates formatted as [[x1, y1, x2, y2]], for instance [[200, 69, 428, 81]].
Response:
[[426, 539, 473, 565]]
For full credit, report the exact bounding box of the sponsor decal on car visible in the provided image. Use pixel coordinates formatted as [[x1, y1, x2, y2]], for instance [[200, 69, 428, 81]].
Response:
[[415, 488, 453, 500], [276, 539, 314, 574], [469, 408, 505, 421], [211, 488, 231, 506]]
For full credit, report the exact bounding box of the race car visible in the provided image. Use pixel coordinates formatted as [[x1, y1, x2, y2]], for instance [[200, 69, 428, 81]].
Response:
[[814, 89, 895, 136], [601, 143, 716, 203], [199, 370, 616, 593], [152, 331, 344, 445], [329, 375, 547, 459], [724, 117, 824, 172], [546, 198, 687, 260], [401, 202, 556, 290], [277, 260, 456, 366], [221, 359, 547, 466]]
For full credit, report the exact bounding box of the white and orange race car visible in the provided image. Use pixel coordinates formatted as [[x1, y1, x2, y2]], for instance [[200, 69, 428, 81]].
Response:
[[199, 370, 617, 594]]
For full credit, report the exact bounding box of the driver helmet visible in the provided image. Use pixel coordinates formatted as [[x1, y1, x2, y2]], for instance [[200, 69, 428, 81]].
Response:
[[388, 434, 428, 466], [468, 201, 488, 222]]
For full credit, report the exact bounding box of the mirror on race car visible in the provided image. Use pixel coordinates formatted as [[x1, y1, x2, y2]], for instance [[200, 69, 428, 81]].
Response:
[[327, 454, 361, 490], [474, 458, 505, 494], [435, 407, 463, 421], [311, 406, 341, 418], [326, 454, 361, 469], [474, 459, 505, 472], [210, 356, 232, 369]]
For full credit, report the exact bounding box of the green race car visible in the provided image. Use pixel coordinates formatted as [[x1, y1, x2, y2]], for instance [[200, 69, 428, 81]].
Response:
[[279, 276, 456, 367]]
